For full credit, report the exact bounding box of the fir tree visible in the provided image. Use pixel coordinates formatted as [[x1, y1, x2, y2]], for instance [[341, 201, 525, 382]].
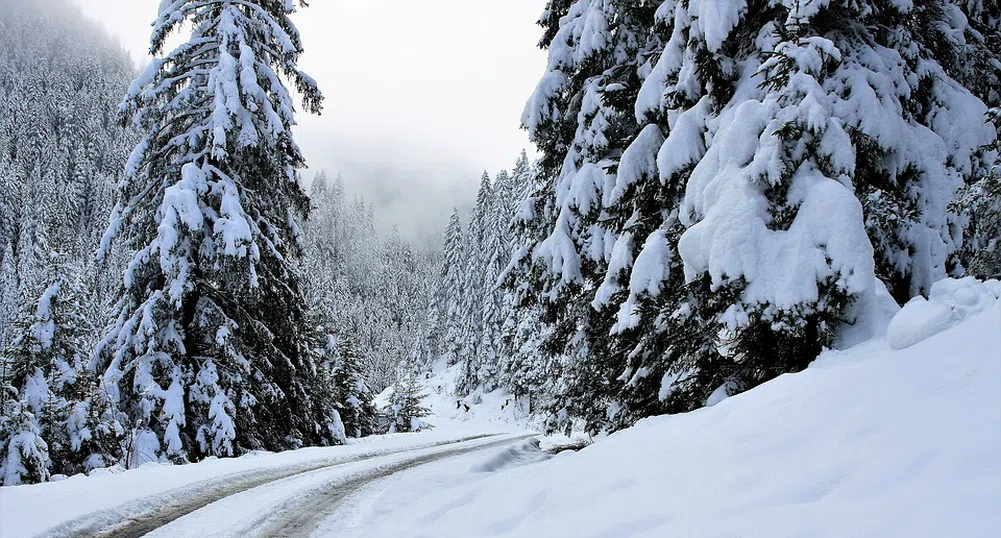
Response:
[[330, 334, 378, 439], [512, 0, 998, 434], [95, 0, 337, 462], [384, 369, 432, 434], [0, 260, 121, 484], [456, 173, 495, 395]]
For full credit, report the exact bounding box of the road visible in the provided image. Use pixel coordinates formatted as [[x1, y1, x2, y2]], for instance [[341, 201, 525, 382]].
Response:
[[32, 434, 534, 538]]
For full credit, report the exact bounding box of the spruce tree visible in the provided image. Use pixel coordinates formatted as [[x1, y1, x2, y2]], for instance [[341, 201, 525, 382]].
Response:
[[331, 335, 378, 439], [384, 369, 432, 434], [95, 0, 337, 462], [0, 260, 121, 484], [456, 173, 495, 395], [512, 0, 999, 434], [437, 210, 467, 366]]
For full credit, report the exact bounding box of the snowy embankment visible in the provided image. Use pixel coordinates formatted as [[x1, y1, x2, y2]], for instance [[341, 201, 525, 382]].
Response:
[[328, 295, 1001, 537]]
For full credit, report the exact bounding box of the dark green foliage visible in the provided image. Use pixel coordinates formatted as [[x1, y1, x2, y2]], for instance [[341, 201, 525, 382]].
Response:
[[331, 335, 378, 439]]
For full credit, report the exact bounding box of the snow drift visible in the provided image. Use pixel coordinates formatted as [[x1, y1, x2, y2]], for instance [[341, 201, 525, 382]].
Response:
[[334, 299, 1001, 537]]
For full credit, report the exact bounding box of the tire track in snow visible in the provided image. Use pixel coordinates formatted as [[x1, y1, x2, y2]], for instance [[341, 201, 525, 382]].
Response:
[[254, 434, 537, 538], [44, 434, 496, 538]]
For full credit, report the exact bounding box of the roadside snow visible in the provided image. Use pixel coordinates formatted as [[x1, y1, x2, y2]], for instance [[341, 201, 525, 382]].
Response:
[[326, 301, 1001, 537], [888, 277, 1000, 349], [0, 431, 518, 538]]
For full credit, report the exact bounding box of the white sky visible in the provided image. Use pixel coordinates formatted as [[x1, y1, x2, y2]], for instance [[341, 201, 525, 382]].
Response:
[[72, 0, 547, 237]]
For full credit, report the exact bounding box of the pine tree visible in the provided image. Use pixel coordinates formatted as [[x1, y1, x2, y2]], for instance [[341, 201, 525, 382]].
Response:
[[330, 334, 378, 439], [429, 210, 467, 367], [512, 0, 999, 434], [94, 0, 337, 462], [510, 0, 665, 433], [456, 173, 495, 395], [0, 258, 121, 484], [962, 107, 1001, 279], [0, 388, 49, 486], [384, 369, 431, 434]]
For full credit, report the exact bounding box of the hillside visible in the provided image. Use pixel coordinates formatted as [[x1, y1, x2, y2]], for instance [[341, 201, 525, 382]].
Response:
[[333, 296, 1001, 537]]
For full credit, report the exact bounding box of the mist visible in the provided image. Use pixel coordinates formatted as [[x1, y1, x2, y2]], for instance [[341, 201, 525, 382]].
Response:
[[72, 0, 548, 241]]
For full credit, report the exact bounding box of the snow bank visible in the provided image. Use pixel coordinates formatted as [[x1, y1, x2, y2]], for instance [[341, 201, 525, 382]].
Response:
[[332, 304, 1001, 537], [837, 277, 901, 349], [887, 277, 1000, 350]]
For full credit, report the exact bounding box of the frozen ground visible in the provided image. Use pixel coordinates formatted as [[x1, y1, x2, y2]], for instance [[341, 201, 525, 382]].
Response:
[[2, 282, 998, 538]]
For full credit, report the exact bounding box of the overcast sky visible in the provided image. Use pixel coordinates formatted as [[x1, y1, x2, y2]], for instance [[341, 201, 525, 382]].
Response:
[[72, 0, 547, 238]]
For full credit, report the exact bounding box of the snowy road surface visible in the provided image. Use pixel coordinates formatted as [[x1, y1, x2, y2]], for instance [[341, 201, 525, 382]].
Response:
[[0, 432, 534, 538]]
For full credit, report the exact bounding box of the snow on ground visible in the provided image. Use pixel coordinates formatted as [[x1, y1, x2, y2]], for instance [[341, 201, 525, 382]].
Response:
[[888, 277, 1000, 350], [378, 358, 531, 433], [376, 358, 589, 451], [0, 431, 521, 538], [321, 301, 1001, 537]]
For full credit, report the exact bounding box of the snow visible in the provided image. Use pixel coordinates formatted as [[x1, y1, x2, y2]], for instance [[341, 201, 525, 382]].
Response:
[[887, 277, 1000, 350], [836, 277, 901, 349], [886, 297, 955, 351], [608, 125, 664, 206], [612, 230, 673, 333], [316, 300, 1001, 537], [0, 431, 526, 538], [383, 358, 533, 435], [690, 0, 747, 52]]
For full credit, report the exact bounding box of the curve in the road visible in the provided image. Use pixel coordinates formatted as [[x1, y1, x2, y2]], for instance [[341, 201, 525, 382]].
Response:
[[255, 434, 538, 538], [44, 434, 496, 538]]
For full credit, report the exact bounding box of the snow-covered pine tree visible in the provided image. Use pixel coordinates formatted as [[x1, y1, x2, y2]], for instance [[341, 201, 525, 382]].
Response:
[[0, 242, 20, 345], [499, 153, 554, 414], [510, 0, 666, 433], [961, 107, 1001, 279], [95, 0, 338, 462], [384, 369, 432, 434], [302, 170, 349, 324], [474, 171, 515, 394], [0, 386, 49, 486], [331, 334, 378, 439], [436, 210, 467, 366], [456, 173, 496, 395], [513, 0, 998, 434], [646, 0, 995, 410], [0, 259, 122, 484]]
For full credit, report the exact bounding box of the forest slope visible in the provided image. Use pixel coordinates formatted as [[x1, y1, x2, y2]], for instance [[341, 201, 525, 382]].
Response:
[[329, 299, 1001, 537]]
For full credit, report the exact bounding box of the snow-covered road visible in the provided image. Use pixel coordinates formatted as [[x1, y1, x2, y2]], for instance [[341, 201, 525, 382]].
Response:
[[1, 432, 535, 538]]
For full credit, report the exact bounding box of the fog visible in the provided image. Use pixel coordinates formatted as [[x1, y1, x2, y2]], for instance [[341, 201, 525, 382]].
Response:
[[72, 0, 547, 238]]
